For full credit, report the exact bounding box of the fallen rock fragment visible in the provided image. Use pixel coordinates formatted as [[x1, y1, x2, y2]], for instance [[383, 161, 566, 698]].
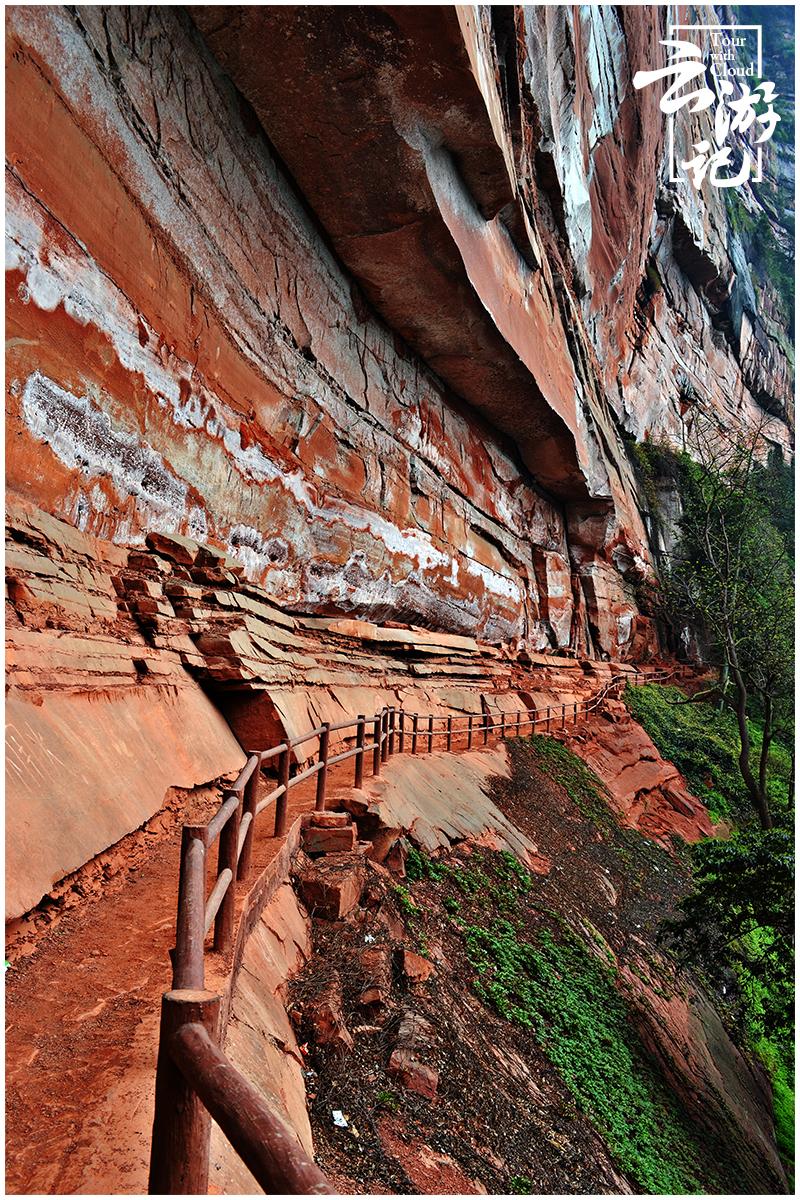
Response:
[[308, 811, 352, 829], [308, 974, 353, 1054], [387, 1048, 439, 1099], [357, 945, 392, 1009], [383, 838, 407, 877], [303, 825, 357, 855], [387, 1010, 438, 1098], [364, 826, 404, 865], [400, 948, 435, 987], [293, 852, 367, 920]]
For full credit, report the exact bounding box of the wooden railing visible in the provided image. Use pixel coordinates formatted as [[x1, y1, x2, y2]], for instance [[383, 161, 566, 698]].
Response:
[[148, 665, 670, 1194]]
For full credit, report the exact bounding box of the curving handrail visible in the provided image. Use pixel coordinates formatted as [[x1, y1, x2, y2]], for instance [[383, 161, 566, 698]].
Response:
[[149, 662, 671, 1194]]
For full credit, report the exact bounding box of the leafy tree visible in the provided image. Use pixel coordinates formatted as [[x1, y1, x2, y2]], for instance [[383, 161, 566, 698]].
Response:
[[656, 415, 794, 829], [661, 826, 794, 1041]]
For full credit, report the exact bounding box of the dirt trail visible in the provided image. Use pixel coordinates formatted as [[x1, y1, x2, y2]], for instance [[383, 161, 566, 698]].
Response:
[[4, 759, 366, 1196]]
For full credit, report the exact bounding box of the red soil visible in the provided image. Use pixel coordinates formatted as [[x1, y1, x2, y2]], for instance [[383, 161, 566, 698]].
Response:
[[5, 760, 358, 1195]]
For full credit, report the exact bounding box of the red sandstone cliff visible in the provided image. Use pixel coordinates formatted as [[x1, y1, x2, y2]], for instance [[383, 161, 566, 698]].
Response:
[[4, 9, 793, 1193], [7, 6, 792, 670], [4, 2, 795, 940]]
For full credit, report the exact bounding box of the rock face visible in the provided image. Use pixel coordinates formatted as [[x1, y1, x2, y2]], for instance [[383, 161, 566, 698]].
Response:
[[209, 880, 315, 1194], [560, 705, 716, 846], [7, 7, 791, 670], [4, 484, 655, 920], [4, 496, 246, 918]]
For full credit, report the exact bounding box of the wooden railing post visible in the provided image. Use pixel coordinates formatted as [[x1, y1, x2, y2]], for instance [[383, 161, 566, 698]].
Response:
[[467, 714, 474, 749], [373, 715, 382, 775], [214, 793, 241, 954], [148, 988, 221, 1195], [275, 747, 290, 837], [446, 716, 452, 751], [412, 714, 418, 755], [427, 715, 434, 753], [483, 711, 489, 745], [573, 702, 578, 724], [381, 709, 389, 763], [388, 707, 396, 756], [237, 761, 259, 881], [354, 716, 366, 788], [561, 704, 566, 729], [167, 1023, 335, 1195], [315, 723, 331, 811], [173, 826, 207, 991], [546, 707, 551, 734], [398, 710, 405, 754]]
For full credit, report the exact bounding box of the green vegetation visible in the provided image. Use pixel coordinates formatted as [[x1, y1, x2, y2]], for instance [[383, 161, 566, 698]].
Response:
[[462, 917, 724, 1193], [752, 451, 795, 560], [626, 681, 794, 1179], [651, 419, 794, 830], [725, 192, 794, 331], [375, 1088, 399, 1112], [758, 1035, 795, 1168], [407, 845, 733, 1193], [664, 826, 795, 1181], [521, 735, 613, 828], [392, 882, 420, 919], [625, 683, 791, 823], [406, 845, 532, 914], [507, 1174, 533, 1194]]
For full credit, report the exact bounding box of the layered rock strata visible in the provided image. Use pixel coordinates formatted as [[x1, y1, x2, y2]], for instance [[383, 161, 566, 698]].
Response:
[[4, 2, 793, 927], [11, 6, 789, 673], [7, 498, 659, 919]]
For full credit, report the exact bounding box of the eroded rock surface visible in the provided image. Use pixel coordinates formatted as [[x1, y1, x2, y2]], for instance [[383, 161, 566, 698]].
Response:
[[9, 7, 790, 672], [559, 703, 716, 846]]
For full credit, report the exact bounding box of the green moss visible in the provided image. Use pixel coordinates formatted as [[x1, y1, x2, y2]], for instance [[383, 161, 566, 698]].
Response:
[[524, 735, 615, 830], [631, 683, 795, 1177], [645, 261, 663, 293], [406, 845, 530, 913], [624, 683, 740, 822], [402, 843, 745, 1191], [762, 1042, 795, 1177], [375, 1088, 400, 1112], [459, 918, 729, 1194], [393, 883, 420, 919]]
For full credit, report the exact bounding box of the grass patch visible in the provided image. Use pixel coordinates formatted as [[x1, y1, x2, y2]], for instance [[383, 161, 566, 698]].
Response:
[[461, 916, 727, 1194], [627, 684, 795, 1177], [622, 682, 794, 823], [523, 735, 614, 829]]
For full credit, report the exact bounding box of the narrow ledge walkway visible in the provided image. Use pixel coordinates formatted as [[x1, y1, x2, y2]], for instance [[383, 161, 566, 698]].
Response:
[[5, 726, 524, 1195]]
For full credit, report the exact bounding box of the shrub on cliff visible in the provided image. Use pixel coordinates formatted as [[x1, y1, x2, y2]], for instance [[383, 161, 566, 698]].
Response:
[[651, 416, 794, 831]]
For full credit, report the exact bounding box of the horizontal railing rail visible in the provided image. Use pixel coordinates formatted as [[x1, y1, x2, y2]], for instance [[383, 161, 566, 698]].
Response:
[[149, 663, 671, 1193]]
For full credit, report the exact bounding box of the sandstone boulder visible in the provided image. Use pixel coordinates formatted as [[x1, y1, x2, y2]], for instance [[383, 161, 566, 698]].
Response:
[[293, 853, 367, 920], [387, 1011, 439, 1098], [303, 825, 357, 856], [358, 945, 393, 1009], [308, 974, 353, 1054], [400, 949, 435, 987]]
